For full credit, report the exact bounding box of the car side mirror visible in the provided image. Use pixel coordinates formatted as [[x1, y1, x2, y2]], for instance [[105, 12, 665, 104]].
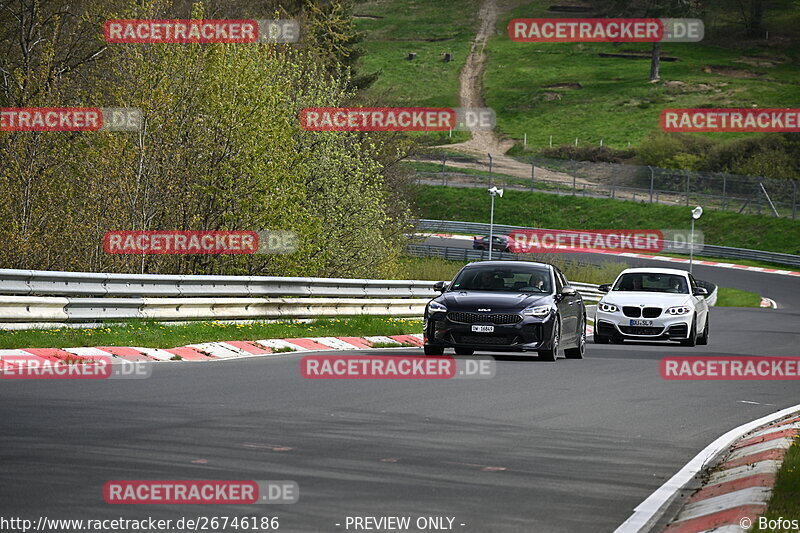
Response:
[[561, 286, 577, 297], [599, 284, 611, 293], [693, 287, 708, 297], [433, 281, 449, 292]]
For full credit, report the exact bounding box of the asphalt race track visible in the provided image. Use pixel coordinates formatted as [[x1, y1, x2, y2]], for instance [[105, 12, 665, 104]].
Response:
[[1, 246, 799, 532]]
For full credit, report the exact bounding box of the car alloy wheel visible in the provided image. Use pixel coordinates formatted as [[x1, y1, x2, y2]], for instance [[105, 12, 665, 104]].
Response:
[[564, 318, 585, 359], [538, 317, 559, 362], [681, 316, 697, 347], [698, 316, 709, 345]]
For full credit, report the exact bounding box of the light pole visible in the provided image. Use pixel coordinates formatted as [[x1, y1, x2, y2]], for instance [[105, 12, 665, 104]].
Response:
[[689, 206, 703, 274], [487, 186, 504, 260]]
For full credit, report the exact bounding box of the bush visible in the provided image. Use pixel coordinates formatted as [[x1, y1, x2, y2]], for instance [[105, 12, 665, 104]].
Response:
[[539, 144, 634, 163]]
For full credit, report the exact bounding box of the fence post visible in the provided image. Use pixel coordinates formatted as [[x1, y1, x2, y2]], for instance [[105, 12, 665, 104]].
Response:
[[649, 166, 654, 203], [611, 172, 616, 199], [793, 180, 797, 220], [757, 181, 763, 216], [531, 162, 535, 191], [488, 153, 493, 186], [572, 160, 577, 195], [722, 175, 727, 210], [685, 171, 690, 206]]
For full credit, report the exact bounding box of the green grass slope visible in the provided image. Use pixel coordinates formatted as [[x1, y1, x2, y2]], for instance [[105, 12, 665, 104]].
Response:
[[415, 185, 800, 254]]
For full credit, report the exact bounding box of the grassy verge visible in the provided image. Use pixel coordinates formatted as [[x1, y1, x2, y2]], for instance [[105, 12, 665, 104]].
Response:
[[483, 1, 800, 150], [0, 316, 423, 350], [414, 185, 800, 255], [751, 435, 800, 532], [716, 287, 763, 308], [398, 255, 627, 285]]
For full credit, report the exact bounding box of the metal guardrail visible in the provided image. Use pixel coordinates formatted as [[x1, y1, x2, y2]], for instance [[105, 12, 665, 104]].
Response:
[[406, 244, 716, 306], [0, 269, 603, 323], [0, 269, 437, 298], [413, 219, 800, 268]]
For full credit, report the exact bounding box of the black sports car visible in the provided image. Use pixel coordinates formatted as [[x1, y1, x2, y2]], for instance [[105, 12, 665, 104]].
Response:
[[423, 261, 586, 361], [472, 234, 511, 252]]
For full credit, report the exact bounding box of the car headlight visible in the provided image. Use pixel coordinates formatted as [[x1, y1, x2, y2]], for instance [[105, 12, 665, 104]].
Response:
[[427, 301, 447, 313], [522, 304, 554, 317], [598, 302, 618, 313], [667, 305, 692, 315]]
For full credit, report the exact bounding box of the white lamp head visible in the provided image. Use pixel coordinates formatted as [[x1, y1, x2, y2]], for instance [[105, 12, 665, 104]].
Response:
[[691, 206, 703, 220], [488, 186, 504, 198]]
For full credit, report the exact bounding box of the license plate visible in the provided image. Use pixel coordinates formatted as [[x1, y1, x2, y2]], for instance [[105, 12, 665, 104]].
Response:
[[630, 319, 653, 327], [471, 325, 494, 333]]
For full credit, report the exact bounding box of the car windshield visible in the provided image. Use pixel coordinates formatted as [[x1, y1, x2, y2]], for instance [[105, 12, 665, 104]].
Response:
[[613, 273, 689, 294], [450, 266, 552, 293]]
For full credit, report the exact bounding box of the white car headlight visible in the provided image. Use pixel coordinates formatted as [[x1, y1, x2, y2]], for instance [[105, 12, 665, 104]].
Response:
[[667, 305, 692, 315], [427, 301, 447, 313], [598, 302, 618, 313], [522, 304, 554, 317]]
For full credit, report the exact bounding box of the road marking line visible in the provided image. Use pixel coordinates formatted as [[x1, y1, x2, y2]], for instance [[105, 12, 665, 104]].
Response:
[[614, 406, 800, 533]]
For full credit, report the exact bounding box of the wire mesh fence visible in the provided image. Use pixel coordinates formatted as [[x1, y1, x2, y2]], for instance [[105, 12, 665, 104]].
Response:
[[414, 155, 798, 219]]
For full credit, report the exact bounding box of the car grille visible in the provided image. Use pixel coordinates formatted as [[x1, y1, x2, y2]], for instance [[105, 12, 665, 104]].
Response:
[[447, 312, 521, 325], [643, 307, 662, 318], [619, 326, 664, 336], [454, 335, 516, 345], [622, 306, 662, 318]]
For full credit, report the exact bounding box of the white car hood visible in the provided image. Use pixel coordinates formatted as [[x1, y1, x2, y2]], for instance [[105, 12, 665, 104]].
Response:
[[601, 291, 692, 307]]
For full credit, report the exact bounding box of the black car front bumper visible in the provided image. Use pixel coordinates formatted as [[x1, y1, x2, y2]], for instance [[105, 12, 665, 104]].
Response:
[[424, 311, 557, 352]]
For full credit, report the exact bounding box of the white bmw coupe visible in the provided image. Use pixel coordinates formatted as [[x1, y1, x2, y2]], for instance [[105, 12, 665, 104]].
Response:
[[594, 267, 710, 346]]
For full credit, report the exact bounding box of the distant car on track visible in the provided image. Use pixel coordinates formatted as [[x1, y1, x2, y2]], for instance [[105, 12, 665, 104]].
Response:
[[423, 260, 587, 361], [594, 267, 709, 346], [472, 235, 511, 253]]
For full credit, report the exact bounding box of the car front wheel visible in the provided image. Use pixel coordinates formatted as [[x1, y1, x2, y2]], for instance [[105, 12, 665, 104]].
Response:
[[564, 317, 585, 359], [697, 315, 709, 345], [424, 345, 445, 356], [538, 317, 559, 362], [593, 333, 610, 344], [680, 316, 697, 347]]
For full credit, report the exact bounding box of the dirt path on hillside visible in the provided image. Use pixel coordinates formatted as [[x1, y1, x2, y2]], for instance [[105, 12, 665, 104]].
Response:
[[411, 0, 687, 205], [421, 0, 585, 185], [441, 0, 512, 157]]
